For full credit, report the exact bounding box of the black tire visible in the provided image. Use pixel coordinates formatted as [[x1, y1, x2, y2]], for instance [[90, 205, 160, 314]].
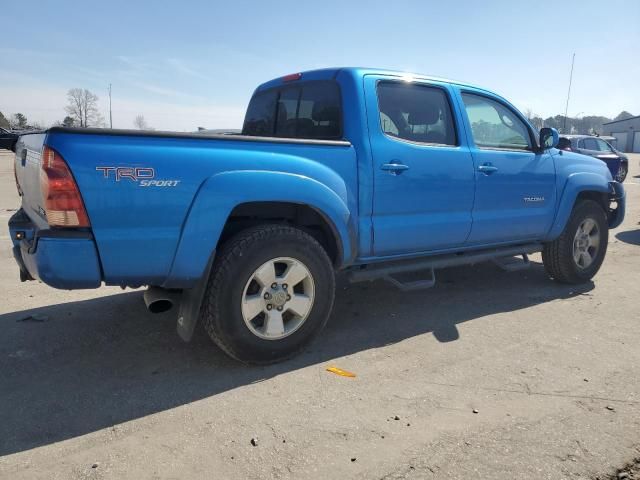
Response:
[[542, 199, 608, 284], [201, 224, 335, 364]]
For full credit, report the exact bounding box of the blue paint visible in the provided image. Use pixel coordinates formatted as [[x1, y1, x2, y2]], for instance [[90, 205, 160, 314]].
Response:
[[8, 68, 625, 290]]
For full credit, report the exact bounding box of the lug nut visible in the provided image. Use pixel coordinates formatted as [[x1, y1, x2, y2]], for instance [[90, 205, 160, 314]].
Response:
[[264, 292, 271, 300], [282, 283, 288, 290], [277, 306, 283, 311], [286, 294, 291, 301], [271, 283, 278, 289], [266, 304, 272, 311]]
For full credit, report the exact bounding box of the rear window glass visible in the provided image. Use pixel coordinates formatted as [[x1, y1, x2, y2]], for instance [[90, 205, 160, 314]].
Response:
[[243, 90, 277, 137], [242, 81, 342, 140]]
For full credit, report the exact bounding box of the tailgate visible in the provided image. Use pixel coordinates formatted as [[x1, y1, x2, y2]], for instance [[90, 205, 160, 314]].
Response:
[[13, 132, 48, 229]]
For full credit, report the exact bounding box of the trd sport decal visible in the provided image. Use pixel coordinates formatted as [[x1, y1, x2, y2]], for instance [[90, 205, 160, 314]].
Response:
[[96, 166, 180, 187]]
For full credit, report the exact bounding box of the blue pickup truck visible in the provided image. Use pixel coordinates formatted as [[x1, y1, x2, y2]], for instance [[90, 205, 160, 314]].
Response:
[[9, 68, 626, 363]]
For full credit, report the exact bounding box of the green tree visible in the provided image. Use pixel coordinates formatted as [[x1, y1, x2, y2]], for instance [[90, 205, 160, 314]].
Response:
[[62, 116, 76, 127], [614, 111, 634, 121]]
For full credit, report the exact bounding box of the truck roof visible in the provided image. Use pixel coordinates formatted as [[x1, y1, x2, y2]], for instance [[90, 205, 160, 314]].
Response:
[[255, 67, 493, 95]]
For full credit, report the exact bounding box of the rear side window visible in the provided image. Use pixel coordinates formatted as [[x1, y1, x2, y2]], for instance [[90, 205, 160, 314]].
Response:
[[242, 81, 342, 140], [376, 82, 457, 146], [461, 93, 532, 151]]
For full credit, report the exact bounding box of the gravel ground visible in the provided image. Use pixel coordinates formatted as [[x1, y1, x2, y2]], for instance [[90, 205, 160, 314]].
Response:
[[0, 150, 639, 479]]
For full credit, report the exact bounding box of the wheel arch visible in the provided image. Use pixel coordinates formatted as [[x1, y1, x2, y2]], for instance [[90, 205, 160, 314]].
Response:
[[162, 170, 356, 288], [218, 201, 344, 266], [546, 172, 610, 241]]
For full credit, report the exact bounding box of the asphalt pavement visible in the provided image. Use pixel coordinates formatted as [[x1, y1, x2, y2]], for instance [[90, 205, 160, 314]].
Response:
[[1, 150, 639, 479]]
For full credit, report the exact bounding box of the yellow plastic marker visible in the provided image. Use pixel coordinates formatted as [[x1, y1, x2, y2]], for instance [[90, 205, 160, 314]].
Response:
[[326, 366, 356, 378]]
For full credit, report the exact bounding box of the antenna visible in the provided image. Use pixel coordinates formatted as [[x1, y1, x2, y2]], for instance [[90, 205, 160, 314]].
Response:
[[563, 53, 575, 133], [108, 83, 113, 129]]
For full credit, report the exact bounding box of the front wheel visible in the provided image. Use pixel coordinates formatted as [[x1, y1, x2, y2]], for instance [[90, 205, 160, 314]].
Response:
[[201, 225, 335, 364], [542, 200, 608, 284]]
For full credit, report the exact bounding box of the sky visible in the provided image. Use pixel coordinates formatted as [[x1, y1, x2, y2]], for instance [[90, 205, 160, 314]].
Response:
[[1, 0, 639, 131]]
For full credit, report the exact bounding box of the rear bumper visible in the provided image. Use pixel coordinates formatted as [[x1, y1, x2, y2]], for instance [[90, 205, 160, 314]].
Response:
[[608, 181, 625, 229], [9, 209, 102, 289]]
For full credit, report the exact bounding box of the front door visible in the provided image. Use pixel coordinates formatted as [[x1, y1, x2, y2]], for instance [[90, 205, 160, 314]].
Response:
[[365, 76, 476, 257], [457, 90, 557, 244]]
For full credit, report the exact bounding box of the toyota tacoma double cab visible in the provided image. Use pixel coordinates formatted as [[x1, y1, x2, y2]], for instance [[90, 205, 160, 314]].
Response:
[[9, 68, 626, 363]]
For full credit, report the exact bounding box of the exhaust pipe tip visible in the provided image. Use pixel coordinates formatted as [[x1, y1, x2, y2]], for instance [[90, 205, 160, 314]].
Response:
[[148, 299, 173, 313], [144, 287, 179, 314]]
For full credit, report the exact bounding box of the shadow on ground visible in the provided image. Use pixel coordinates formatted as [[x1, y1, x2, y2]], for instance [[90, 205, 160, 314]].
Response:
[[0, 261, 592, 456], [616, 229, 640, 246]]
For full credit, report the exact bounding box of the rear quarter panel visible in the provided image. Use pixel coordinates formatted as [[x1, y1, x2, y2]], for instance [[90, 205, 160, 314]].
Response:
[[46, 132, 357, 287]]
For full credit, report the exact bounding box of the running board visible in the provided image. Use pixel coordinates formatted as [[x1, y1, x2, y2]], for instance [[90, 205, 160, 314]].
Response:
[[348, 243, 542, 290], [383, 268, 436, 292], [492, 254, 530, 272]]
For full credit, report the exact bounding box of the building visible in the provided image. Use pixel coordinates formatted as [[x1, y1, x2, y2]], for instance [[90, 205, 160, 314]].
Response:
[[602, 116, 640, 153]]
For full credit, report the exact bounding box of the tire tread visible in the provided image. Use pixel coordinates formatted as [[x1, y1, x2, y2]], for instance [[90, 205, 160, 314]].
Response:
[[542, 199, 608, 284], [201, 224, 333, 363]]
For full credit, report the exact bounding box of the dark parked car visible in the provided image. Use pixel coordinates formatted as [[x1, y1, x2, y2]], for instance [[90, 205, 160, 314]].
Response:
[[558, 134, 628, 182], [0, 127, 19, 151]]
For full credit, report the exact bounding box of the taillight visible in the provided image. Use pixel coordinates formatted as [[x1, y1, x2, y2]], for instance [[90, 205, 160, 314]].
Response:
[[40, 146, 90, 227]]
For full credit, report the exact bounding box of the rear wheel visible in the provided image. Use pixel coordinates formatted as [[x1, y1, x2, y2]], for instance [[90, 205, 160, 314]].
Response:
[[201, 224, 335, 364], [542, 200, 608, 284]]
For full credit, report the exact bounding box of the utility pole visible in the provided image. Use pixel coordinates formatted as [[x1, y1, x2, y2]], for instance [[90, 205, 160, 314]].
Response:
[[108, 83, 113, 129], [563, 53, 575, 133]]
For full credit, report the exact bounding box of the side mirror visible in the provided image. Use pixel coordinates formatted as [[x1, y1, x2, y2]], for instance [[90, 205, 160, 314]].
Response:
[[540, 127, 559, 150]]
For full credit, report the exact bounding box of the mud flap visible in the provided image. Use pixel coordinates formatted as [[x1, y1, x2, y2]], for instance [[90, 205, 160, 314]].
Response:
[[176, 252, 215, 342]]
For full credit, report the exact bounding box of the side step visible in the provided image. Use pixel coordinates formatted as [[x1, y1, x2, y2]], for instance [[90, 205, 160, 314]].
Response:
[[492, 254, 530, 272], [383, 268, 436, 292], [348, 243, 542, 291]]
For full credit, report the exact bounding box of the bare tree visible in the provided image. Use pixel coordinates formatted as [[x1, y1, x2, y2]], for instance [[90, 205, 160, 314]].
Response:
[[133, 114, 151, 130], [10, 113, 28, 129], [65, 88, 103, 128]]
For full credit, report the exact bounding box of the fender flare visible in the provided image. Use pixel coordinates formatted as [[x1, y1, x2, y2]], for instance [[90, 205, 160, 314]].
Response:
[[162, 170, 355, 288], [545, 172, 610, 240]]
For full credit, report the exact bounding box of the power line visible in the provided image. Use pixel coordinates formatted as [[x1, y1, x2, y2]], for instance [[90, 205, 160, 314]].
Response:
[[563, 53, 575, 133]]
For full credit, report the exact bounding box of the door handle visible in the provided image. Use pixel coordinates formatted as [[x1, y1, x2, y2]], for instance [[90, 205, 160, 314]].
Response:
[[381, 162, 410, 175], [478, 163, 498, 175]]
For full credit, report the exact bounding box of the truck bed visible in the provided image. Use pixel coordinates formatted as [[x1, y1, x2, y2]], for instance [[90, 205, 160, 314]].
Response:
[[13, 127, 356, 288]]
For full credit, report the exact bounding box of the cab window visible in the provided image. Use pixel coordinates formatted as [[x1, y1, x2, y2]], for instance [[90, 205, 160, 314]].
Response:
[[243, 81, 342, 140], [461, 93, 532, 151], [582, 138, 598, 150], [595, 138, 613, 152], [376, 82, 457, 146]]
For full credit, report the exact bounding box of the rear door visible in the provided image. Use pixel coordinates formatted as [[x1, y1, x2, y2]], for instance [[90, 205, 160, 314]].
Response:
[[365, 75, 475, 256], [456, 90, 556, 244]]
